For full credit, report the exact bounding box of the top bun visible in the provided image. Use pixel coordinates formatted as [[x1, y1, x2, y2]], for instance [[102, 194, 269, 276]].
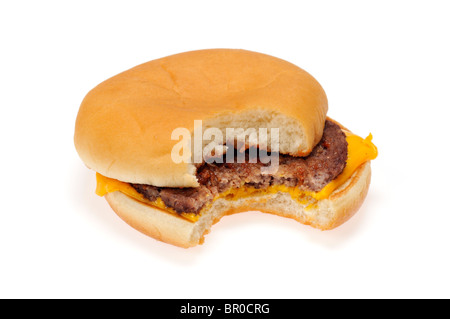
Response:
[[74, 49, 328, 187]]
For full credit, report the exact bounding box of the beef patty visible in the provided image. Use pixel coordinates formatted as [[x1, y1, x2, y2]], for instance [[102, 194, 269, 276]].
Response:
[[131, 120, 348, 214]]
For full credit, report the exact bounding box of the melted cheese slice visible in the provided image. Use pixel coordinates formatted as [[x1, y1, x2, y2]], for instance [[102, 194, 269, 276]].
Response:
[[95, 173, 200, 222], [310, 131, 378, 200], [95, 131, 378, 222]]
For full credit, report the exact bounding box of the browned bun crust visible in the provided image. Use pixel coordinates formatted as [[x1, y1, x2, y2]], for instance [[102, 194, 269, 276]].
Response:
[[104, 161, 371, 248], [74, 49, 328, 187]]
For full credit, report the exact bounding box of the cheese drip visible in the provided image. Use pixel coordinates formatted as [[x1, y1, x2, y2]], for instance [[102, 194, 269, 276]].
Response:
[[95, 131, 378, 221]]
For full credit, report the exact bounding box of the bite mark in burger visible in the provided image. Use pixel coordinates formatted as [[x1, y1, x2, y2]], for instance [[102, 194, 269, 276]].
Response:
[[74, 49, 378, 248]]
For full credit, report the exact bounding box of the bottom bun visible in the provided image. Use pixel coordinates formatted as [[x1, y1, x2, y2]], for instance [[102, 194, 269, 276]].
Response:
[[105, 162, 372, 248]]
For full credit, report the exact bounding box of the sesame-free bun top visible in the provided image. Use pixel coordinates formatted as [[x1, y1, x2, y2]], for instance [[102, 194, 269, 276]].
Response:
[[74, 49, 328, 187]]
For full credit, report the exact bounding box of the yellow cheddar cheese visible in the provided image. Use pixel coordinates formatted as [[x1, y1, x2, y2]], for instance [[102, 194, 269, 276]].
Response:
[[310, 131, 378, 200], [96, 173, 200, 222], [96, 131, 377, 222]]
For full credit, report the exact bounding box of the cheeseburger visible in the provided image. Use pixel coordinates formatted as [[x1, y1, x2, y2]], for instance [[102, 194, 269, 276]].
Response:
[[74, 49, 377, 248]]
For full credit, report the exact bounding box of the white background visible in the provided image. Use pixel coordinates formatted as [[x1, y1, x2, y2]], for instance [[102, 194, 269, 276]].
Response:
[[1, 1, 449, 299]]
